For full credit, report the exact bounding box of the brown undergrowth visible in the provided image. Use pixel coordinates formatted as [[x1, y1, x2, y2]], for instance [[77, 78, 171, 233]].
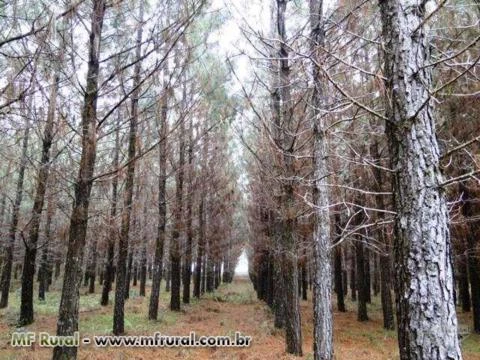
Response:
[[1, 277, 479, 360]]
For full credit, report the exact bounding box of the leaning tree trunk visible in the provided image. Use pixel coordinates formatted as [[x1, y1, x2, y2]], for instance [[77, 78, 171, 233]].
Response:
[[113, 0, 143, 334], [19, 75, 58, 325], [309, 0, 333, 358], [52, 1, 106, 358], [379, 0, 462, 357]]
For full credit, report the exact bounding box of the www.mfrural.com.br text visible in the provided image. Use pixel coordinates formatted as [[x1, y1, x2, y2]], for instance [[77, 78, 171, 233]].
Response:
[[11, 331, 251, 348]]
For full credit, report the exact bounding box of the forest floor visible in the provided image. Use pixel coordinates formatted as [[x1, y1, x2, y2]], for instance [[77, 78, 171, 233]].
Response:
[[0, 276, 479, 360]]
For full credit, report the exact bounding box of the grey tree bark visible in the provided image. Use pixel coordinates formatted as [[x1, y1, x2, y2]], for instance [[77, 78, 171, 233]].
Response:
[[379, 0, 462, 358], [309, 0, 333, 358]]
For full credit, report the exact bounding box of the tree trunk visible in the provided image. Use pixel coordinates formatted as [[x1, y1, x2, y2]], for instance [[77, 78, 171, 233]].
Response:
[[308, 0, 332, 358], [273, 252, 285, 329], [170, 98, 185, 312], [301, 257, 308, 301], [364, 244, 371, 304], [148, 82, 169, 321], [182, 116, 194, 304], [201, 254, 206, 294], [19, 74, 57, 324], [52, 1, 106, 358], [334, 245, 345, 313], [379, 0, 462, 356], [100, 118, 120, 306], [39, 196, 54, 301], [112, 0, 143, 335], [350, 245, 356, 301], [88, 239, 97, 294], [457, 248, 471, 312], [460, 183, 480, 332], [194, 199, 204, 299], [124, 248, 133, 300], [139, 203, 148, 297], [371, 140, 394, 330], [0, 118, 29, 309], [356, 226, 368, 322], [206, 245, 214, 292], [373, 253, 379, 297]]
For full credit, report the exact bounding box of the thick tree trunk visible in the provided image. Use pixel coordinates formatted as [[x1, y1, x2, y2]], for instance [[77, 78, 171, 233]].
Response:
[[52, 1, 105, 358], [0, 119, 29, 309], [379, 0, 462, 357]]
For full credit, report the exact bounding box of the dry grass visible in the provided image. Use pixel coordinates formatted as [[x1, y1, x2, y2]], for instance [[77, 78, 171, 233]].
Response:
[[0, 277, 479, 360]]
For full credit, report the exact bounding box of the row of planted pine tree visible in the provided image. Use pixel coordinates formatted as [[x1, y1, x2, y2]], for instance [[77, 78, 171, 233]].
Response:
[[246, 0, 479, 360], [0, 1, 245, 360]]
